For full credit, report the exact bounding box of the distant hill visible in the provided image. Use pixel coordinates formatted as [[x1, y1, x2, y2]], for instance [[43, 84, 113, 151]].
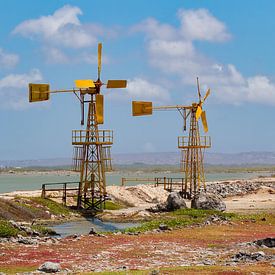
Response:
[[1, 151, 275, 168]]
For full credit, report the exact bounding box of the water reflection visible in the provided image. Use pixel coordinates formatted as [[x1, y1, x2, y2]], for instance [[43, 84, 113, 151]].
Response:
[[51, 218, 138, 237]]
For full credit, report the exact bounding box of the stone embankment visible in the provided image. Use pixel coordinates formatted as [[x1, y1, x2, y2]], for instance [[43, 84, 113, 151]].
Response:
[[205, 177, 275, 197]]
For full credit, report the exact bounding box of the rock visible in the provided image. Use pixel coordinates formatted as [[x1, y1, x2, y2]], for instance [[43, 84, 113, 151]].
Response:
[[147, 202, 167, 213], [89, 227, 97, 235], [232, 251, 266, 262], [38, 262, 61, 273], [202, 259, 216, 265], [166, 192, 187, 211], [159, 224, 169, 231], [254, 237, 275, 248], [150, 270, 160, 275], [191, 192, 226, 211], [18, 237, 37, 245]]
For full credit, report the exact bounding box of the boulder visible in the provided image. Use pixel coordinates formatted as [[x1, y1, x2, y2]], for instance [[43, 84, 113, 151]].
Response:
[[191, 192, 226, 211], [38, 262, 61, 273], [147, 202, 167, 213], [166, 192, 187, 211], [254, 237, 275, 248], [159, 224, 169, 231], [232, 251, 266, 262]]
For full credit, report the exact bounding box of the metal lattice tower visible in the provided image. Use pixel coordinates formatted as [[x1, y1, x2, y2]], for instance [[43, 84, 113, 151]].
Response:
[[178, 104, 210, 198], [132, 78, 211, 199], [72, 95, 113, 209], [29, 43, 127, 210]]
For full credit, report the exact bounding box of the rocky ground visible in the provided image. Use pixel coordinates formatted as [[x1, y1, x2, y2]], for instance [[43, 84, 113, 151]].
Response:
[[0, 219, 274, 274], [0, 177, 274, 274]]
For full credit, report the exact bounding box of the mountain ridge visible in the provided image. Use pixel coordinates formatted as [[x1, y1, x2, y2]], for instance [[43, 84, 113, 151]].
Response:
[[1, 151, 275, 167]]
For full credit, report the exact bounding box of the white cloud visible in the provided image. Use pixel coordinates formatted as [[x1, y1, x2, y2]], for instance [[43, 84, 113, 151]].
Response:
[[0, 69, 43, 110], [0, 48, 19, 68], [131, 18, 177, 40], [13, 5, 96, 49], [13, 5, 120, 64], [178, 8, 231, 42], [43, 47, 69, 64], [127, 78, 170, 104], [132, 8, 275, 106], [106, 78, 170, 104]]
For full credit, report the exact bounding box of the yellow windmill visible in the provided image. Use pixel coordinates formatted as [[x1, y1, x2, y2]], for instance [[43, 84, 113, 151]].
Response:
[[29, 43, 127, 210], [132, 78, 211, 198]]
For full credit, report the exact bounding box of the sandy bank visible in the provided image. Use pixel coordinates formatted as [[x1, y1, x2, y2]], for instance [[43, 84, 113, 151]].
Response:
[[0, 178, 274, 219]]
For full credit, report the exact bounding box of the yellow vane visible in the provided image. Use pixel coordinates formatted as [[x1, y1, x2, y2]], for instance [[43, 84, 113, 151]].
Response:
[[98, 43, 102, 79], [29, 83, 50, 102], [201, 111, 208, 133], [107, 80, 127, 89], [203, 88, 210, 102], [74, 80, 95, 89], [132, 101, 153, 116], [195, 105, 202, 121], [96, 94, 104, 124]]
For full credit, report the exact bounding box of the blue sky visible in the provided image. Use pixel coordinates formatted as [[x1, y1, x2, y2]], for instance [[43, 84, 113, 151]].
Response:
[[0, 0, 275, 160]]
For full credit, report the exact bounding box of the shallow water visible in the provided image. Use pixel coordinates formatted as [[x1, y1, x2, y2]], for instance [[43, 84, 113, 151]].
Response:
[[0, 171, 272, 193], [51, 218, 138, 237]]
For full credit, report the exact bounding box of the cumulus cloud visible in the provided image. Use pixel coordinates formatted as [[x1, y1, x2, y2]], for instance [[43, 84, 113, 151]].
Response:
[[0, 69, 43, 110], [178, 9, 231, 42], [0, 48, 19, 68], [106, 78, 170, 104], [131, 18, 177, 40], [132, 8, 275, 106], [13, 5, 96, 49], [43, 47, 69, 64], [13, 5, 120, 64]]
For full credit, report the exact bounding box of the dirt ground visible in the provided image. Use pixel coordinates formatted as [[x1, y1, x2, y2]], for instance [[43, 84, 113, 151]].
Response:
[[224, 186, 275, 213]]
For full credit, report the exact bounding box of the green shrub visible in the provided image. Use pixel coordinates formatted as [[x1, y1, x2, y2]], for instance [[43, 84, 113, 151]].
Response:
[[30, 198, 71, 216], [104, 201, 123, 210], [0, 220, 19, 238], [31, 225, 57, 236]]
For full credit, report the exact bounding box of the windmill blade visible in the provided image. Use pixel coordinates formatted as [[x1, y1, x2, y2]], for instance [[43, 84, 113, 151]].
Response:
[[29, 83, 50, 102], [201, 111, 208, 133], [203, 88, 210, 102], [75, 80, 95, 89], [98, 43, 102, 79], [107, 80, 127, 88], [196, 77, 202, 102], [96, 94, 104, 124], [195, 105, 202, 121], [132, 101, 152, 116]]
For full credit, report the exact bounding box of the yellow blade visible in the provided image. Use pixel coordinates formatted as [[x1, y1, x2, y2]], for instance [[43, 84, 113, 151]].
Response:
[[195, 105, 202, 121], [107, 80, 127, 88], [201, 111, 208, 133], [74, 80, 95, 89], [98, 43, 102, 79], [132, 101, 152, 116], [29, 83, 50, 103], [203, 88, 210, 102], [96, 94, 104, 124]]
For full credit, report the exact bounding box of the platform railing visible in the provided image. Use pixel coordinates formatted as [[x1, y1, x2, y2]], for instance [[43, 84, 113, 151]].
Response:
[[178, 136, 211, 149], [41, 182, 80, 205], [72, 129, 113, 145]]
